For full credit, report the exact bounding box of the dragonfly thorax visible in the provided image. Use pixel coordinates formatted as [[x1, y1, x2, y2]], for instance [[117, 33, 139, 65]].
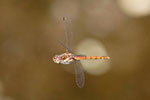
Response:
[[53, 53, 75, 64]]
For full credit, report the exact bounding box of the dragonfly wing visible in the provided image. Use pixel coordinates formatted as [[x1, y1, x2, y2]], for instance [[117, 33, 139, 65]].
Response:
[[74, 60, 85, 88], [57, 40, 73, 53], [63, 17, 73, 50]]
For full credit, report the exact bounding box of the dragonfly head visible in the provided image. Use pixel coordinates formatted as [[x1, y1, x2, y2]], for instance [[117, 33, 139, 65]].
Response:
[[53, 55, 61, 64]]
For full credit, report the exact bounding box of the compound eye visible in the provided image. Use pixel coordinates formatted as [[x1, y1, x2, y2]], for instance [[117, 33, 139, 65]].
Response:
[[55, 56, 60, 63], [56, 59, 60, 63]]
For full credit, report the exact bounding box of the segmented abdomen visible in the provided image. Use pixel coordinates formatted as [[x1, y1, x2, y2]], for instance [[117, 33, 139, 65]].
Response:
[[75, 56, 110, 60]]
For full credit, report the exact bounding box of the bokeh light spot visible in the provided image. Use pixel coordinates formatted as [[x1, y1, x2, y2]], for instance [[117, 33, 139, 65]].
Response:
[[118, 0, 150, 17], [76, 38, 111, 75]]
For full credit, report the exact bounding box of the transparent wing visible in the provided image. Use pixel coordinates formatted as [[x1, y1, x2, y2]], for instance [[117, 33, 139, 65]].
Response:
[[57, 40, 73, 53], [62, 17, 85, 88], [74, 60, 85, 88], [63, 17, 73, 50]]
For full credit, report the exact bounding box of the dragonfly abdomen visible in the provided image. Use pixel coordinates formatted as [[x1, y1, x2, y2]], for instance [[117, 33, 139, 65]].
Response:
[[75, 56, 110, 60]]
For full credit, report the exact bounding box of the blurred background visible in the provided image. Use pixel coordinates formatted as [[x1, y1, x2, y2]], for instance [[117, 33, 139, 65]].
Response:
[[0, 0, 150, 100]]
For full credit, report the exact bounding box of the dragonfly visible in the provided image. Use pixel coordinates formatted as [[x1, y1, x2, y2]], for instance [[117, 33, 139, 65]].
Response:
[[53, 17, 110, 88]]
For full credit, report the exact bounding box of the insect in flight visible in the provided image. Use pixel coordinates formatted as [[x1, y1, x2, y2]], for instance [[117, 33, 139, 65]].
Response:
[[53, 17, 110, 88]]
